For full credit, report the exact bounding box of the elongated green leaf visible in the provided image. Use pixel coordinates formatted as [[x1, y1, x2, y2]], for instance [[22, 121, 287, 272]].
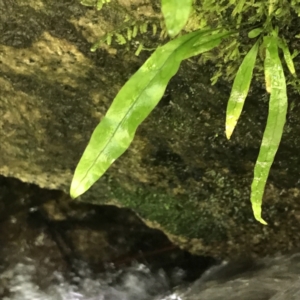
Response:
[[232, 0, 246, 16], [161, 0, 193, 37], [70, 29, 230, 198], [248, 28, 263, 39], [263, 36, 275, 94], [278, 38, 296, 76], [251, 35, 287, 225], [225, 40, 259, 139]]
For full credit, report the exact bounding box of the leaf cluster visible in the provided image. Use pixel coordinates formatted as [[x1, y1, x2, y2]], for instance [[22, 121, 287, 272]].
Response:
[[91, 19, 168, 55], [71, 0, 300, 225]]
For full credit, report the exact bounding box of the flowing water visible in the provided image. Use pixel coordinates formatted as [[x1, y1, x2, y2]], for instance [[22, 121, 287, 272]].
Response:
[[0, 259, 181, 300], [1, 252, 300, 300]]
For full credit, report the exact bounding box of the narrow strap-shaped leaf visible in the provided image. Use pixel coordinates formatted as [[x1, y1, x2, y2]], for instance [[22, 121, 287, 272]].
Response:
[[161, 0, 193, 37], [70, 29, 229, 198], [251, 35, 288, 225], [181, 30, 232, 60], [225, 40, 259, 139], [263, 36, 273, 93], [232, 0, 246, 16], [278, 38, 296, 76]]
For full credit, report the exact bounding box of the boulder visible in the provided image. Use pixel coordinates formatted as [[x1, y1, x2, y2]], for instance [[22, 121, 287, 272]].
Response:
[[1, 0, 300, 258]]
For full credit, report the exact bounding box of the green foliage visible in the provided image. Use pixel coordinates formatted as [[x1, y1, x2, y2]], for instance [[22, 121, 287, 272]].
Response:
[[195, 0, 300, 86], [278, 38, 297, 76], [248, 28, 263, 39], [70, 28, 231, 198], [251, 32, 288, 224], [226, 40, 259, 139], [90, 19, 167, 55], [225, 27, 294, 224], [161, 0, 193, 37], [80, 0, 110, 10], [73, 0, 300, 224]]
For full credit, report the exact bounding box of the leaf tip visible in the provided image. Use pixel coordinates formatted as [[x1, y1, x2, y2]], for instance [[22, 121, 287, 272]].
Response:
[[252, 203, 268, 225], [70, 179, 85, 199], [225, 121, 235, 140], [225, 130, 232, 140], [256, 217, 268, 225]]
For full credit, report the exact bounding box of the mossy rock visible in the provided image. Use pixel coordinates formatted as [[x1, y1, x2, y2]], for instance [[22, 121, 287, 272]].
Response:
[[1, 0, 300, 258]]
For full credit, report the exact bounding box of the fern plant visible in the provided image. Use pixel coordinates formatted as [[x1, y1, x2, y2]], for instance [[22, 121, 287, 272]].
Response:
[[226, 27, 294, 224], [70, 0, 299, 225]]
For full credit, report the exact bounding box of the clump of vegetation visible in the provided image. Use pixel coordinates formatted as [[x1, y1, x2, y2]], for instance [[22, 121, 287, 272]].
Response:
[[71, 0, 300, 225]]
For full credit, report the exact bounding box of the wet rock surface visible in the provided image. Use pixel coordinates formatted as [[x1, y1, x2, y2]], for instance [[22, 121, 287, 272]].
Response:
[[162, 252, 300, 300], [0, 0, 300, 258]]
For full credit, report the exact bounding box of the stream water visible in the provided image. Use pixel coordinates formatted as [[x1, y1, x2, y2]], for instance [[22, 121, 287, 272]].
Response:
[[1, 252, 300, 300], [0, 260, 176, 300]]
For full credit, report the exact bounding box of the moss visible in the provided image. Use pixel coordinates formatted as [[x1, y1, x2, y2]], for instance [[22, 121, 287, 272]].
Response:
[[109, 180, 228, 243]]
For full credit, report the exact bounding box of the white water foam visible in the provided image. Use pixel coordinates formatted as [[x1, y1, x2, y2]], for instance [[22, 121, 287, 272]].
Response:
[[0, 260, 182, 300]]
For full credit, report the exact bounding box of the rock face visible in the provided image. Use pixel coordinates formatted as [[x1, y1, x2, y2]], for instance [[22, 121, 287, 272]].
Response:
[[170, 252, 300, 300], [1, 0, 300, 258]]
